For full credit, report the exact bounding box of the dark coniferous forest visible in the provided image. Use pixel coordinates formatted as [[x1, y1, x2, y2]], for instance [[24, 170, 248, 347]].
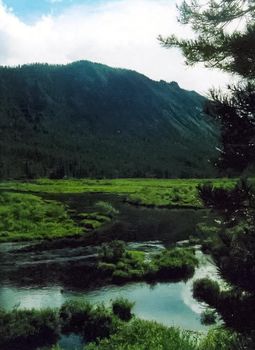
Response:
[[0, 60, 218, 179]]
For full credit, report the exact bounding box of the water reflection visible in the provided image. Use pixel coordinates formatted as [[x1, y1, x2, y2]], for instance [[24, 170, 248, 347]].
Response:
[[0, 194, 217, 350], [0, 250, 217, 332]]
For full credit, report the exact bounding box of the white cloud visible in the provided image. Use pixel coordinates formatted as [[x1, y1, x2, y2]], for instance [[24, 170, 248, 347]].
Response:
[[0, 0, 231, 93]]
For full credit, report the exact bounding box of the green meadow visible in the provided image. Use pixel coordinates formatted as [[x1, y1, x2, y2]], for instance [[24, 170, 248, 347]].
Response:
[[0, 191, 82, 242], [0, 177, 237, 206], [0, 178, 239, 242]]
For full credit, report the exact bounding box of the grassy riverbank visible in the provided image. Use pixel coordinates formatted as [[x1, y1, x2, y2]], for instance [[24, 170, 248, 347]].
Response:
[[0, 178, 237, 208], [0, 192, 82, 241], [0, 178, 238, 242], [0, 299, 243, 350]]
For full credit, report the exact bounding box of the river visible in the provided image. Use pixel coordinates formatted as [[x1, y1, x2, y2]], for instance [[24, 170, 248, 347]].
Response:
[[0, 193, 218, 349]]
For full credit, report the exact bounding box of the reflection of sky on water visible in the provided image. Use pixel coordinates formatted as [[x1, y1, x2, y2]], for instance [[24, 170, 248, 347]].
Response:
[[0, 286, 66, 310], [0, 248, 221, 332], [0, 281, 204, 330]]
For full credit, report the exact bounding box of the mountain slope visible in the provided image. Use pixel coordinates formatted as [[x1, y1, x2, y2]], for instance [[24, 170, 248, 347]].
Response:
[[0, 60, 218, 178]]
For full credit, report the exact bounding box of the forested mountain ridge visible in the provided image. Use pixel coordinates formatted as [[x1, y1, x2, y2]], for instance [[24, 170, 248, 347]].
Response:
[[0, 60, 218, 179]]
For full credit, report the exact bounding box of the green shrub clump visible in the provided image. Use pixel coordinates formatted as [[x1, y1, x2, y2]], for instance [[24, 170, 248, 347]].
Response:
[[97, 241, 147, 283], [150, 248, 198, 281], [86, 318, 198, 350], [200, 309, 217, 325], [60, 300, 119, 341], [0, 308, 59, 350], [193, 278, 220, 306], [97, 242, 198, 284], [112, 298, 135, 321]]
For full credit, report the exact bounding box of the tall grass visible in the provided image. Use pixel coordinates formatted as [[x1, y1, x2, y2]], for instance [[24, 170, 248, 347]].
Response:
[[0, 178, 238, 208], [0, 192, 82, 241]]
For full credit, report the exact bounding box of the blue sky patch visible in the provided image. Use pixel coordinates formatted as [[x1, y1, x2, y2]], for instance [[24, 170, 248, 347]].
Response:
[[3, 0, 103, 22]]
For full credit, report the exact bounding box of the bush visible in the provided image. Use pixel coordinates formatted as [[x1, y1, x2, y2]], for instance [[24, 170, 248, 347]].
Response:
[[0, 308, 59, 349], [60, 300, 93, 333], [193, 278, 220, 306], [112, 298, 135, 321], [112, 269, 130, 283], [151, 248, 198, 280], [99, 241, 126, 263], [97, 262, 117, 276], [86, 318, 198, 350], [200, 309, 217, 325], [199, 328, 243, 350], [60, 300, 118, 341]]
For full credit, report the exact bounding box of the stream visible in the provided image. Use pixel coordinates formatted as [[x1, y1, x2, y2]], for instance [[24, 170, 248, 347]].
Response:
[[0, 193, 219, 349]]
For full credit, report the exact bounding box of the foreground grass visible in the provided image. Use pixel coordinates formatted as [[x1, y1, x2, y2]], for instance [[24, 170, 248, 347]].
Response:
[[86, 319, 241, 350], [0, 300, 243, 350], [0, 178, 238, 208], [0, 192, 82, 241]]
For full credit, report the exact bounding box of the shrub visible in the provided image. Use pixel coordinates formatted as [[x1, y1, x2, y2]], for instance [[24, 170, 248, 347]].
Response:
[[0, 308, 59, 349], [112, 269, 130, 283], [60, 300, 118, 341], [97, 262, 116, 276], [193, 278, 220, 306], [112, 298, 135, 321], [199, 328, 243, 350], [86, 319, 198, 350], [152, 248, 198, 280], [60, 300, 93, 333], [200, 309, 217, 325], [99, 241, 126, 263]]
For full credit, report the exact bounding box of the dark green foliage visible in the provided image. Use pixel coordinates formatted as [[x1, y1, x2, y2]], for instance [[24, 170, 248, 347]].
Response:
[[99, 240, 126, 263], [86, 318, 198, 350], [207, 84, 255, 173], [159, 1, 255, 77], [0, 302, 248, 350], [150, 247, 198, 280], [96, 241, 147, 284], [0, 61, 217, 179], [197, 179, 255, 294], [0, 308, 59, 350], [197, 179, 254, 211], [112, 298, 135, 321], [97, 262, 117, 276], [195, 179, 255, 332], [199, 328, 247, 350], [86, 318, 245, 350], [193, 278, 220, 306], [96, 241, 198, 284], [60, 300, 118, 341], [160, 0, 255, 174], [200, 309, 217, 325], [193, 280, 255, 332]]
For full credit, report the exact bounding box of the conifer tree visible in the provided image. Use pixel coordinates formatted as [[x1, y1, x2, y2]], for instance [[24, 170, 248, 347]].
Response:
[[160, 0, 255, 338], [159, 0, 255, 173]]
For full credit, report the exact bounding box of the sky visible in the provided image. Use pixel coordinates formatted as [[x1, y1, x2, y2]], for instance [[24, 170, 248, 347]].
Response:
[[0, 0, 231, 94]]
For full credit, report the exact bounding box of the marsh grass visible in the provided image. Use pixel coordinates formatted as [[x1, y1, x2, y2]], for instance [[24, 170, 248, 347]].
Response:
[[0, 301, 243, 350], [96, 241, 198, 284], [86, 319, 244, 350], [0, 192, 82, 241], [0, 308, 59, 350], [0, 178, 238, 208]]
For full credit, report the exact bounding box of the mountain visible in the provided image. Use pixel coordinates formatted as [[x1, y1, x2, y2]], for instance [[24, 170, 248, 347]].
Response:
[[0, 60, 218, 179]]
